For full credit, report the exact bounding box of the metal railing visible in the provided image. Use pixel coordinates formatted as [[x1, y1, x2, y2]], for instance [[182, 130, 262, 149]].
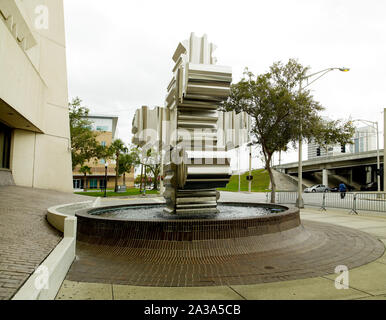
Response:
[[266, 191, 386, 214]]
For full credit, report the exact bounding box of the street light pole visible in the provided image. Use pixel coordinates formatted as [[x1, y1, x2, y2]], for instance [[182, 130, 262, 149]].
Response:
[[376, 121, 380, 192], [238, 146, 241, 192], [248, 143, 252, 192], [104, 162, 108, 197], [295, 67, 350, 208], [296, 80, 304, 208]]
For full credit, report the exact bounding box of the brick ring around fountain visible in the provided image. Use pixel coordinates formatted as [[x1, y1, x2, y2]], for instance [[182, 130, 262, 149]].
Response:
[[64, 202, 385, 287]]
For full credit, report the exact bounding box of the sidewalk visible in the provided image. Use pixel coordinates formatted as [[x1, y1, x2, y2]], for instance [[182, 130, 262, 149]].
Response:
[[56, 207, 386, 300], [0, 186, 86, 300]]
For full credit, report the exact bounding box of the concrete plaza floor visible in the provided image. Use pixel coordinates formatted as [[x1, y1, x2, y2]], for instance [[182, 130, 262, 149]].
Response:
[[56, 194, 386, 300]]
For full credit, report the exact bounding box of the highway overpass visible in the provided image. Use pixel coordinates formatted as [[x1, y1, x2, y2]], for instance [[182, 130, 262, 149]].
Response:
[[274, 149, 384, 190]]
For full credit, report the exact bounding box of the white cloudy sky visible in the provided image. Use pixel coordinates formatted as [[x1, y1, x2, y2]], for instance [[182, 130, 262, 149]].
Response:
[[63, 0, 386, 171]]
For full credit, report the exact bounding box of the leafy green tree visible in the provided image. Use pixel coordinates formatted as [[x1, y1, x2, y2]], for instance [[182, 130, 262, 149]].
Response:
[[109, 139, 128, 192], [118, 147, 140, 186], [220, 59, 355, 203], [69, 97, 107, 169], [79, 165, 92, 192]]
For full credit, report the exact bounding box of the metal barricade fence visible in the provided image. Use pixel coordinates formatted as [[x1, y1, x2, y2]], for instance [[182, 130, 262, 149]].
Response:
[[271, 191, 386, 214], [354, 193, 386, 213]]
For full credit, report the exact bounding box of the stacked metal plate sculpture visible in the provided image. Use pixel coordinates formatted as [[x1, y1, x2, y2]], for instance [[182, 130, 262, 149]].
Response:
[[132, 33, 250, 215]]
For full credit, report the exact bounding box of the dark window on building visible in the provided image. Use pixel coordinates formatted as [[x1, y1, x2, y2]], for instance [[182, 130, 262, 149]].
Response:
[[90, 179, 98, 189], [0, 122, 11, 169], [316, 147, 321, 157], [341, 144, 346, 153]]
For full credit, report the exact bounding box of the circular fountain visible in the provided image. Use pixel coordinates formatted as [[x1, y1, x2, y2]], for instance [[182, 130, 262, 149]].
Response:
[[75, 202, 299, 259], [67, 201, 384, 287]]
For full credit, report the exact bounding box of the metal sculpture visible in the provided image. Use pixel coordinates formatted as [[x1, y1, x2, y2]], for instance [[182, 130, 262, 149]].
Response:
[[132, 33, 250, 215]]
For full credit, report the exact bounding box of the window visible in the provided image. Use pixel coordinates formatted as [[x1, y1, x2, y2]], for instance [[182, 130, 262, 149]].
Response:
[[99, 179, 106, 189], [341, 144, 346, 153], [96, 126, 109, 131], [0, 122, 11, 169], [73, 179, 82, 189], [316, 147, 321, 157], [99, 159, 105, 164], [90, 179, 98, 189], [101, 141, 106, 147]]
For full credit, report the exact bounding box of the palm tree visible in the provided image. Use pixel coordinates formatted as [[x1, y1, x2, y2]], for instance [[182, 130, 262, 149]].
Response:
[[79, 165, 92, 192], [109, 139, 128, 192]]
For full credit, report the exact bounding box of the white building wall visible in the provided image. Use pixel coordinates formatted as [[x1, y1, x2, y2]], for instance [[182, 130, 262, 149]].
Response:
[[0, 0, 73, 192]]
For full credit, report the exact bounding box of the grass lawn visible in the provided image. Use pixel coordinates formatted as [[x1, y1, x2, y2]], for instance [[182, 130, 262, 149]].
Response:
[[217, 168, 271, 192], [74, 188, 159, 197]]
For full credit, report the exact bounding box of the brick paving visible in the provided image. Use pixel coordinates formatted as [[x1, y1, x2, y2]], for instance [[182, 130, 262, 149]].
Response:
[[0, 186, 86, 300], [66, 218, 384, 287]]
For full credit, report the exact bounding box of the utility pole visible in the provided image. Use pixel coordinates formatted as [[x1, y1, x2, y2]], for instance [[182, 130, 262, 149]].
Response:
[[376, 121, 380, 192], [384, 108, 386, 192], [296, 81, 304, 208], [248, 143, 252, 192], [238, 147, 241, 192]]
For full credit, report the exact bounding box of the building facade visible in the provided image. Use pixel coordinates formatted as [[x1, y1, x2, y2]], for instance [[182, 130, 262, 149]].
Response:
[[308, 125, 377, 160], [72, 115, 134, 190], [0, 0, 73, 192]]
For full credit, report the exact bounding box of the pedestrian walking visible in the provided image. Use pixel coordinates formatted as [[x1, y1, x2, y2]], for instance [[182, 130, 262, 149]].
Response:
[[339, 182, 347, 199]]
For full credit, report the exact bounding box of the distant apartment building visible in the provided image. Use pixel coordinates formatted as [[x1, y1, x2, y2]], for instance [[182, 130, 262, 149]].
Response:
[[0, 0, 73, 191], [72, 115, 134, 190], [349, 125, 377, 154], [308, 125, 377, 160]]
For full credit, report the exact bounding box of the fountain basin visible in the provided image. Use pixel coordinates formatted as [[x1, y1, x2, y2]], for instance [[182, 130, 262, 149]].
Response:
[[75, 202, 301, 259], [68, 201, 384, 287]]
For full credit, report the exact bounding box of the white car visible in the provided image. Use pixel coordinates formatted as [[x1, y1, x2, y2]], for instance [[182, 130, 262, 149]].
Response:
[[304, 184, 330, 193]]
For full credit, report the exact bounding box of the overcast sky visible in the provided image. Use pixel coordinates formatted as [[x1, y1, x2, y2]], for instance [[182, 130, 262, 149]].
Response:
[[63, 0, 386, 171]]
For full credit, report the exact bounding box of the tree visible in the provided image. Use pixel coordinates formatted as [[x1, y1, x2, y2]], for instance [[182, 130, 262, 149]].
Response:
[[109, 139, 128, 192], [69, 97, 106, 169], [141, 147, 161, 191], [220, 59, 355, 203], [118, 147, 140, 186], [79, 165, 92, 192]]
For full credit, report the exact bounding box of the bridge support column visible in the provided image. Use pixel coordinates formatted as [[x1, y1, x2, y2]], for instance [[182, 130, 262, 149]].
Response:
[[348, 169, 353, 184], [366, 166, 372, 184], [322, 169, 329, 186]]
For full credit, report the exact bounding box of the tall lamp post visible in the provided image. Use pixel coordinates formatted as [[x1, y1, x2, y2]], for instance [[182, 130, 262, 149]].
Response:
[[104, 162, 108, 197], [352, 119, 380, 192], [296, 67, 350, 208], [247, 142, 253, 192]]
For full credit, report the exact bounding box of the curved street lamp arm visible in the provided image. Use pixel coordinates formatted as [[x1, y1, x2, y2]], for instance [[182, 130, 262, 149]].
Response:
[[302, 67, 349, 90]]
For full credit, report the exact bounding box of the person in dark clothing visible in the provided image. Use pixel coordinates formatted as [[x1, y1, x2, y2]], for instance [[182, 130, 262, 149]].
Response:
[[339, 182, 347, 199]]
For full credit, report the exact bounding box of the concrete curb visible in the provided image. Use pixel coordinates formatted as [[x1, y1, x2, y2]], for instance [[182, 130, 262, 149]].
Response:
[[12, 217, 77, 300], [12, 199, 98, 300], [47, 200, 94, 232]]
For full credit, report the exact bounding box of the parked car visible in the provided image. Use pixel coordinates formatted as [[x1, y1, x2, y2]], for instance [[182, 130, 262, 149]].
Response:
[[304, 184, 330, 193], [360, 182, 377, 191]]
